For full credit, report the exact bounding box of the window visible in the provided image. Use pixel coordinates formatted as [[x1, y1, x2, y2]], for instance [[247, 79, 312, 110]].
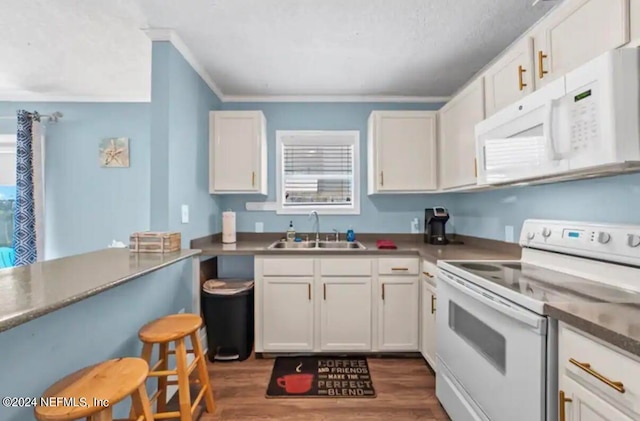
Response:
[[0, 135, 16, 248], [276, 131, 360, 215]]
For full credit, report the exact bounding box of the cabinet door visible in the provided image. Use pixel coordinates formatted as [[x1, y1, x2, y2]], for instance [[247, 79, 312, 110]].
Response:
[[263, 277, 314, 351], [535, 0, 630, 87], [424, 282, 437, 370], [320, 277, 372, 351], [438, 78, 485, 189], [631, 0, 640, 46], [560, 375, 633, 421], [378, 277, 420, 351], [373, 111, 437, 192], [210, 111, 265, 193], [484, 37, 535, 116]]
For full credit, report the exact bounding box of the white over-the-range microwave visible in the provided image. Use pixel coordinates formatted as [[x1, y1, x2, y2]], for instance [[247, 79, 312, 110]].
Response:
[[475, 48, 640, 186]]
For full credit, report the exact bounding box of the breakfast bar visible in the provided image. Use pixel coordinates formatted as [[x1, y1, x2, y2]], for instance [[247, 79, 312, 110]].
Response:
[[0, 248, 201, 421]]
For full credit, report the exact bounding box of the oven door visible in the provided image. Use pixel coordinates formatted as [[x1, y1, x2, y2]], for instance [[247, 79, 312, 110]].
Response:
[[475, 77, 568, 185], [436, 270, 548, 421]]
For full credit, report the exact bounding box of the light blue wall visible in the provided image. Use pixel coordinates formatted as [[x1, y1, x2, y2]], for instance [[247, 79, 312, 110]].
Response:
[[0, 258, 193, 421], [219, 102, 452, 235], [0, 102, 150, 259], [150, 42, 223, 246], [451, 173, 640, 242]]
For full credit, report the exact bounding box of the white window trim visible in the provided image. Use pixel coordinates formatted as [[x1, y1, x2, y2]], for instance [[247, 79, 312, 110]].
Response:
[[276, 130, 360, 215]]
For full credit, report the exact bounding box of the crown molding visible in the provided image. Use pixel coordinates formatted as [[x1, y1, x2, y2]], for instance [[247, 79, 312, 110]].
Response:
[[223, 95, 450, 103], [144, 28, 226, 101]]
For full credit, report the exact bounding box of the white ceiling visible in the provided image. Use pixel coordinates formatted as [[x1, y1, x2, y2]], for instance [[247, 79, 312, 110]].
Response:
[[0, 0, 150, 101], [0, 0, 556, 101]]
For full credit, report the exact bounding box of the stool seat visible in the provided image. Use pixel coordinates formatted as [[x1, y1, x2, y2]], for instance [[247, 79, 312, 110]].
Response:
[[139, 313, 202, 343], [35, 358, 149, 421]]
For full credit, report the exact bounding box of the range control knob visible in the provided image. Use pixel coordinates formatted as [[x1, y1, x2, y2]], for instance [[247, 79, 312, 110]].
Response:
[[628, 234, 640, 248], [526, 232, 535, 240], [597, 232, 611, 244], [542, 228, 552, 238]]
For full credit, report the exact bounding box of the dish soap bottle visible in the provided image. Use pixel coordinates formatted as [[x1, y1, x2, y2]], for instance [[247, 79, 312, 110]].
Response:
[[286, 221, 296, 242], [346, 226, 355, 242]]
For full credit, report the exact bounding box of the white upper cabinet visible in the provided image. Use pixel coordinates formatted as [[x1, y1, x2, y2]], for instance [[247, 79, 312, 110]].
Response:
[[209, 111, 267, 194], [534, 0, 630, 87], [484, 37, 535, 117], [631, 0, 640, 46], [367, 111, 437, 194], [438, 78, 485, 189]]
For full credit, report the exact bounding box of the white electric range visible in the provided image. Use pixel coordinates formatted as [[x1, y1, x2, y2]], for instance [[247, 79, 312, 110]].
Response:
[[435, 219, 640, 421]]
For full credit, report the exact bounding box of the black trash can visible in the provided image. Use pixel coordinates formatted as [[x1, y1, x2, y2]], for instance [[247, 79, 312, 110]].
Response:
[[201, 279, 254, 362]]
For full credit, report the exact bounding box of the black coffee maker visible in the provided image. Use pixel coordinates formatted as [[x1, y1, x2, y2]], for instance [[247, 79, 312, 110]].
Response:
[[424, 207, 450, 245]]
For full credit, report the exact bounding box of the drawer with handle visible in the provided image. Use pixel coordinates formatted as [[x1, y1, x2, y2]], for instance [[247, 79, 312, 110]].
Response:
[[378, 258, 419, 275], [559, 323, 640, 415], [422, 259, 438, 287]]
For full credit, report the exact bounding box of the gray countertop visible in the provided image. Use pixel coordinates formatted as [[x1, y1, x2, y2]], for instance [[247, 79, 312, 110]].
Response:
[[196, 234, 521, 264], [546, 302, 640, 358], [0, 248, 201, 333]]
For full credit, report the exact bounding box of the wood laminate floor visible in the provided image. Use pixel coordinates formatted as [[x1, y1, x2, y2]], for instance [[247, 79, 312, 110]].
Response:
[[196, 355, 451, 421]]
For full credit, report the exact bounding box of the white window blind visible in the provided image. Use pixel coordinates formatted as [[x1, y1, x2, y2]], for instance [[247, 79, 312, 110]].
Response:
[[277, 131, 360, 214]]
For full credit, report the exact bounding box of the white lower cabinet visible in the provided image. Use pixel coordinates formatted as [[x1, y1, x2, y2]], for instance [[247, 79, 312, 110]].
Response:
[[377, 276, 420, 351], [320, 277, 372, 351], [560, 374, 633, 421], [256, 256, 422, 354], [559, 323, 640, 420], [262, 277, 314, 351], [421, 278, 437, 369]]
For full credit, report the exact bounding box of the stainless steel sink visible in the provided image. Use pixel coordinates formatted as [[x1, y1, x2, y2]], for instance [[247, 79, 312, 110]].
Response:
[[267, 240, 366, 250], [268, 241, 316, 249], [317, 241, 365, 249]]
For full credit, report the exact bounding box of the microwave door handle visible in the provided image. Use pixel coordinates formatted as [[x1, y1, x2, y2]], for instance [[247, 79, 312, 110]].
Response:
[[440, 273, 543, 330], [544, 99, 561, 161]]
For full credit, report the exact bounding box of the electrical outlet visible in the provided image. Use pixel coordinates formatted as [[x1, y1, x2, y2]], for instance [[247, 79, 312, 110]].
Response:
[[181, 205, 189, 224], [505, 225, 515, 243], [255, 222, 264, 233]]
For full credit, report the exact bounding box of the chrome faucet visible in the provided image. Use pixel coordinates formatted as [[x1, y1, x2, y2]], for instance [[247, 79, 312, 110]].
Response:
[[309, 210, 320, 244], [332, 229, 340, 242]]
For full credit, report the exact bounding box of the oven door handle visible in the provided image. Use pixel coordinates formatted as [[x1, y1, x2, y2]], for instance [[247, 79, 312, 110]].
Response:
[[440, 273, 544, 331]]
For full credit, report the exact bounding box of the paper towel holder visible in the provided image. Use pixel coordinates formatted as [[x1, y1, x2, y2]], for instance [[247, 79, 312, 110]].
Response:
[[222, 210, 236, 244]]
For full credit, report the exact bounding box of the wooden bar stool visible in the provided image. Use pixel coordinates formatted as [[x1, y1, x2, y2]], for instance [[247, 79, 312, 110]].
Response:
[[34, 358, 153, 421], [137, 313, 215, 421]]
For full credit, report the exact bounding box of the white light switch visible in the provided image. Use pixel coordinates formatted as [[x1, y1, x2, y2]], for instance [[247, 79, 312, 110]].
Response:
[[181, 205, 189, 224], [255, 222, 264, 233], [505, 225, 514, 242]]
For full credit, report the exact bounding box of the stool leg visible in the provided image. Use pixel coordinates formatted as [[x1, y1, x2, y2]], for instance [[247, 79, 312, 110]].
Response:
[[190, 332, 216, 413], [131, 383, 154, 421], [157, 342, 169, 413], [130, 343, 154, 419], [88, 406, 113, 421], [175, 338, 193, 421]]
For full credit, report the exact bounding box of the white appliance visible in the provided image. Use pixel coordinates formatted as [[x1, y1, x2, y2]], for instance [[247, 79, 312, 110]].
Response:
[[436, 219, 640, 421], [222, 210, 236, 244], [475, 48, 640, 186]]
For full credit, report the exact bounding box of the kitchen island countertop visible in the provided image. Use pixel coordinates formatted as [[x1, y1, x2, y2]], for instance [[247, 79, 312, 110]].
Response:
[[0, 248, 201, 333]]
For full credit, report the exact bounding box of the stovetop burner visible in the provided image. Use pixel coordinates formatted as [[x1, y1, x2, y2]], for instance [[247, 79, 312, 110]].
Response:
[[460, 263, 501, 272]]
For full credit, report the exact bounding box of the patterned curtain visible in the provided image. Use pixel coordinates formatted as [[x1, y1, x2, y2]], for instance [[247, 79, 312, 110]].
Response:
[[13, 110, 37, 266]]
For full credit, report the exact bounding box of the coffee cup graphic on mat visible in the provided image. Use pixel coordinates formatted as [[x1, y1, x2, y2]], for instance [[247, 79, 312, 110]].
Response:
[[277, 373, 314, 394], [277, 362, 313, 394]]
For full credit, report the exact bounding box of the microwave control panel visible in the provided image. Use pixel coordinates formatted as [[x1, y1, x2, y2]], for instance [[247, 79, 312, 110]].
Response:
[[567, 83, 598, 152]]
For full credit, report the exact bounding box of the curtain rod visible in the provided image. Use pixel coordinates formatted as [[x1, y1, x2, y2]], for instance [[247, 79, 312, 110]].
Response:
[[0, 111, 63, 122]]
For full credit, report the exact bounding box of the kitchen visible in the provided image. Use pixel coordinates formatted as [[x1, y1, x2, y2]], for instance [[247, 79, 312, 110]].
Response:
[[1, 0, 640, 420]]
